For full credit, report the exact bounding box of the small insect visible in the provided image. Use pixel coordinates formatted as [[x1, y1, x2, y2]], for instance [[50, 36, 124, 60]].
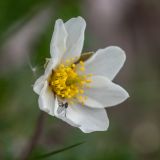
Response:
[[57, 101, 68, 117]]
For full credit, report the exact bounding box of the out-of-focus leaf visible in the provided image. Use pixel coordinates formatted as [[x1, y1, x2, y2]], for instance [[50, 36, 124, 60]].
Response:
[[34, 141, 85, 159]]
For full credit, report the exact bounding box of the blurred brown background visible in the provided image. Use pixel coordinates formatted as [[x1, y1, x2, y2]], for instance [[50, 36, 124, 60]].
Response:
[[0, 0, 160, 160]]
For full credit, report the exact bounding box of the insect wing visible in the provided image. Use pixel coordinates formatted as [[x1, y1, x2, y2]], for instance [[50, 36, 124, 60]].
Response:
[[57, 106, 65, 114]]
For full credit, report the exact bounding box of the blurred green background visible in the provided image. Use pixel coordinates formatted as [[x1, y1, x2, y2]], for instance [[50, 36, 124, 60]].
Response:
[[0, 0, 160, 160]]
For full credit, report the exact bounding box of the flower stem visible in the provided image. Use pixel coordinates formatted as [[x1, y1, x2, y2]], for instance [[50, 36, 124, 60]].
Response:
[[19, 111, 45, 160]]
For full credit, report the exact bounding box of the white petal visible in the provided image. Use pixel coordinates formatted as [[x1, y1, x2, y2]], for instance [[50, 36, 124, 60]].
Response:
[[33, 75, 45, 94], [50, 19, 67, 63], [44, 58, 58, 78], [84, 76, 129, 108], [54, 99, 109, 133], [61, 17, 86, 63], [84, 46, 126, 80], [53, 97, 80, 127], [38, 81, 55, 116], [33, 58, 58, 95]]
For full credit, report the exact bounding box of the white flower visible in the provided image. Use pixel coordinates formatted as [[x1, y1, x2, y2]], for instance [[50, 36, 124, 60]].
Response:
[[33, 17, 129, 133]]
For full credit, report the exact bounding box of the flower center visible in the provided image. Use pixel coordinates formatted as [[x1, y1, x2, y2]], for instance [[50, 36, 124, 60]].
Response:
[[49, 59, 92, 104]]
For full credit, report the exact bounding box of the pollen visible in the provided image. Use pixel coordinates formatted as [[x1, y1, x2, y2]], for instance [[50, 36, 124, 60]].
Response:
[[48, 58, 92, 104]]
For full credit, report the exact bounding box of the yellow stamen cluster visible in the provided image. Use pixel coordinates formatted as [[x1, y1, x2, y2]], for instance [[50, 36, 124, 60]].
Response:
[[49, 59, 92, 104]]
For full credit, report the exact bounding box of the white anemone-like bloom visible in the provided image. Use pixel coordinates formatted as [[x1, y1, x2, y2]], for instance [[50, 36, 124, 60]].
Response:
[[33, 17, 129, 133]]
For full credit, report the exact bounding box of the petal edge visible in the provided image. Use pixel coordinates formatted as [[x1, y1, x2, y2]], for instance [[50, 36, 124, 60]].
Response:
[[84, 46, 126, 80]]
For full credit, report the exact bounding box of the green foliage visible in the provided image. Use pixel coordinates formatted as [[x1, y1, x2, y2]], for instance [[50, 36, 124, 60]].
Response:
[[0, 0, 48, 37]]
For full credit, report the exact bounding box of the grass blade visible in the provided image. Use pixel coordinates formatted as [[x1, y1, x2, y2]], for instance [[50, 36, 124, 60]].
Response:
[[35, 141, 85, 159]]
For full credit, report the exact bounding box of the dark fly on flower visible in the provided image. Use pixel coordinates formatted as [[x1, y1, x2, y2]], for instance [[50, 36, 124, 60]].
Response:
[[57, 101, 68, 117]]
